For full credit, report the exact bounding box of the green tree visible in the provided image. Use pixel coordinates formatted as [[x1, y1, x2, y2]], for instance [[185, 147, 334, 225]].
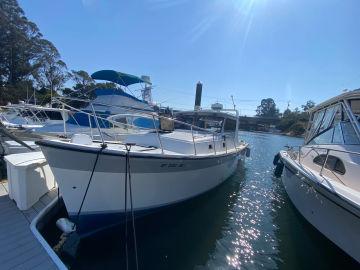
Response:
[[255, 98, 279, 118], [0, 0, 43, 85], [0, 0, 68, 105], [71, 70, 94, 88], [301, 100, 315, 111]]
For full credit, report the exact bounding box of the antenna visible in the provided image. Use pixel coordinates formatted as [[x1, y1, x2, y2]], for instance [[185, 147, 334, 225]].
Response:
[[231, 95, 236, 110]]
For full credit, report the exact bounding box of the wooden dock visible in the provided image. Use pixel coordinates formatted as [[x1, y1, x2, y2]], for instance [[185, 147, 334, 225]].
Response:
[[0, 180, 59, 270]]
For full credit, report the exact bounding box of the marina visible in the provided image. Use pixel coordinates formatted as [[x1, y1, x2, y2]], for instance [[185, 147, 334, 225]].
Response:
[[1, 1, 360, 269]]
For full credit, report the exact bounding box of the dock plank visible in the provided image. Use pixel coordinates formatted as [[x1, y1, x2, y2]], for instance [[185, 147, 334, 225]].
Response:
[[0, 181, 58, 270], [32, 259, 60, 270], [11, 254, 49, 270]]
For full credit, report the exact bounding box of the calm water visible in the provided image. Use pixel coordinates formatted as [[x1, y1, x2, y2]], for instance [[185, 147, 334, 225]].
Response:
[[68, 132, 358, 269]]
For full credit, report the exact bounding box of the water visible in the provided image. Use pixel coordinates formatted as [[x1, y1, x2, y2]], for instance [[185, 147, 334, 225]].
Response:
[[67, 132, 358, 269]]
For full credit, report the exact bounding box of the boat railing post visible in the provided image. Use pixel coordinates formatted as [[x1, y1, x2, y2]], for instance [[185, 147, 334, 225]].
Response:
[[232, 134, 237, 151], [62, 104, 67, 137], [153, 115, 164, 154], [320, 148, 330, 176], [212, 134, 217, 155], [298, 146, 301, 164], [88, 113, 93, 140], [191, 125, 197, 155], [224, 135, 228, 154], [90, 103, 105, 145]]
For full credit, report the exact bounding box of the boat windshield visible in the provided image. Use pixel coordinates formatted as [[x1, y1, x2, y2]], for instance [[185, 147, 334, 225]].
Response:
[[307, 102, 360, 145]]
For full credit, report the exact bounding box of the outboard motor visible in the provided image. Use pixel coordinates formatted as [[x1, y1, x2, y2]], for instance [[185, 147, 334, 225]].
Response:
[[273, 152, 284, 177]]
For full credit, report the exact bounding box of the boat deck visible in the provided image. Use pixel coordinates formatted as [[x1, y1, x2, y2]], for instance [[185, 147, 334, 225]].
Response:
[[0, 180, 58, 270]]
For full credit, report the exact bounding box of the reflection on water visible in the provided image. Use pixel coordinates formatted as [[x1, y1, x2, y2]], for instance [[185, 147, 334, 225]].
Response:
[[69, 132, 358, 269]]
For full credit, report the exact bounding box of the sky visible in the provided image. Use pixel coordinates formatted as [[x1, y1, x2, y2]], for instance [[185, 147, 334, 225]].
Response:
[[19, 0, 360, 115]]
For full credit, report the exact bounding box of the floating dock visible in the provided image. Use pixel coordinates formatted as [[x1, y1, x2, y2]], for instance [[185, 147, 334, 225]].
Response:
[[0, 180, 59, 270]]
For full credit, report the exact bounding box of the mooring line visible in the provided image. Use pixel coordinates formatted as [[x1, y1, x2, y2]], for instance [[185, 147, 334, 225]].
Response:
[[124, 144, 139, 270], [75, 143, 107, 226]]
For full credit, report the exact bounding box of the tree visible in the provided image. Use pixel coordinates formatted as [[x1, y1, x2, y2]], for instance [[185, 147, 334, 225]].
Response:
[[0, 0, 68, 105], [0, 0, 43, 85], [283, 108, 291, 117], [301, 100, 315, 111], [68, 70, 117, 99], [256, 98, 279, 118], [34, 42, 69, 104], [71, 70, 94, 88]]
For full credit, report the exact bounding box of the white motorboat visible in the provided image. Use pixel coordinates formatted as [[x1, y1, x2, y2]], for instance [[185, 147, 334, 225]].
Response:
[[0, 103, 71, 155], [0, 102, 70, 128], [36, 108, 249, 236], [67, 70, 156, 129], [274, 89, 360, 263]]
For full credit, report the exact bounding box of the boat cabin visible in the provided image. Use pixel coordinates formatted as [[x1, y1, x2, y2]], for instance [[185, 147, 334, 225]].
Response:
[[301, 89, 360, 191]]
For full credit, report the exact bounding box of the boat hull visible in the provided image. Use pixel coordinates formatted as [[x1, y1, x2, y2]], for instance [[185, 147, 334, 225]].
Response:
[[40, 143, 243, 236], [281, 158, 360, 263]]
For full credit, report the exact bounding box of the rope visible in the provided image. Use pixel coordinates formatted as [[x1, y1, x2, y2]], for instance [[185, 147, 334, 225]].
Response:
[[124, 147, 129, 270], [75, 143, 107, 226], [124, 144, 139, 270]]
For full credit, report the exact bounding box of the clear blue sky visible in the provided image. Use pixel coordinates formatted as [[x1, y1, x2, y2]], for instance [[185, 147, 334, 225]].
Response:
[[19, 0, 360, 115]]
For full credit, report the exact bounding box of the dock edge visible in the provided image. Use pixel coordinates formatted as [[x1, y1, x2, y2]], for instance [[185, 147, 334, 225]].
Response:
[[30, 197, 68, 270]]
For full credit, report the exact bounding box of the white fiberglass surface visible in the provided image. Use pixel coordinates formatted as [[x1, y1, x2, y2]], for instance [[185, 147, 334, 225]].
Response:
[[283, 151, 360, 208]]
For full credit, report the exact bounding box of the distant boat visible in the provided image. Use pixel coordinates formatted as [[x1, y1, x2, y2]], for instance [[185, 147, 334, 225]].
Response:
[[0, 103, 71, 154], [274, 89, 360, 263], [0, 102, 70, 129], [67, 70, 156, 129]]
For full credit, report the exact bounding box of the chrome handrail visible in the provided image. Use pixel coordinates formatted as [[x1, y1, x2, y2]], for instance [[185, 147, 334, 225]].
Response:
[[52, 96, 241, 156]]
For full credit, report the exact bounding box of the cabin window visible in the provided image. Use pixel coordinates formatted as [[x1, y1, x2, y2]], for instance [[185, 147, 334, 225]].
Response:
[[313, 154, 346, 175], [308, 103, 359, 145], [310, 128, 333, 144], [308, 109, 325, 138], [318, 106, 337, 133], [341, 121, 360, 144], [332, 123, 343, 144]]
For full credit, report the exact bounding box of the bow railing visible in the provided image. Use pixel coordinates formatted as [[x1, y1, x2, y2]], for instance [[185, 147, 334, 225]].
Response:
[[52, 96, 242, 156]]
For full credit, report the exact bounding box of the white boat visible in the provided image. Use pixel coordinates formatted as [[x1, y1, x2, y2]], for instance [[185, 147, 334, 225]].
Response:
[[0, 103, 71, 155], [274, 89, 360, 263], [36, 108, 249, 236], [67, 70, 156, 129], [0, 102, 70, 128]]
